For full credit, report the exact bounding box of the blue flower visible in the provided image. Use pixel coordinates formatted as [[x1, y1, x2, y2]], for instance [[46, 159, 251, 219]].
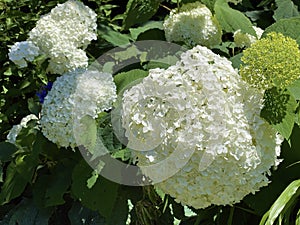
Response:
[[36, 81, 53, 104]]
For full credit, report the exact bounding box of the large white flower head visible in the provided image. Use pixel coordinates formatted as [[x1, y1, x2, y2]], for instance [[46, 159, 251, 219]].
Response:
[[163, 2, 222, 48], [234, 26, 264, 48], [28, 0, 97, 74], [121, 45, 282, 209], [8, 41, 40, 68], [40, 68, 117, 148]]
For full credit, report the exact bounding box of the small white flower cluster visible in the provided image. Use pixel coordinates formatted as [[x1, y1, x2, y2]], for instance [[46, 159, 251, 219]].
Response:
[[8, 41, 40, 68], [234, 26, 264, 48], [163, 2, 222, 48], [28, 0, 97, 74], [121, 45, 282, 209], [40, 69, 116, 148], [7, 114, 39, 144]]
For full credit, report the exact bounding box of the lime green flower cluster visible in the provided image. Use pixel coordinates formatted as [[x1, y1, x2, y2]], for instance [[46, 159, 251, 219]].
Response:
[[240, 32, 300, 90]]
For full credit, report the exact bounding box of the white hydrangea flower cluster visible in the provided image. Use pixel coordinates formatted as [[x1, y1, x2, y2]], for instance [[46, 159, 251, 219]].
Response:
[[121, 45, 282, 209], [8, 41, 40, 68], [163, 2, 222, 48], [40, 69, 117, 148], [28, 0, 97, 74], [234, 26, 264, 48], [7, 114, 39, 145]]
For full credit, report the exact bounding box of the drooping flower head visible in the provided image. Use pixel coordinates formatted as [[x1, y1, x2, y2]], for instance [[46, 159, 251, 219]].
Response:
[[163, 2, 222, 48], [8, 41, 40, 68], [40, 69, 117, 148], [240, 32, 300, 90], [234, 26, 264, 48], [28, 0, 97, 74], [121, 45, 282, 209]]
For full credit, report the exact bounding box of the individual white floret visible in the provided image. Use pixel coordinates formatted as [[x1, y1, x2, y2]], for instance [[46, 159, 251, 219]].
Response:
[[40, 69, 116, 148], [163, 2, 222, 48], [121, 45, 282, 209], [8, 41, 40, 68]]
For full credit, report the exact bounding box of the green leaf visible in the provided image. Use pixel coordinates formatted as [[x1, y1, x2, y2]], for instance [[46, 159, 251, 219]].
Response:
[[113, 69, 148, 94], [273, 0, 299, 21], [28, 97, 41, 116], [68, 202, 106, 225], [98, 25, 131, 46], [0, 141, 18, 162], [263, 17, 300, 46], [123, 0, 161, 30], [106, 186, 129, 225], [0, 156, 36, 205], [287, 79, 300, 100], [260, 179, 300, 225], [214, 0, 256, 36], [71, 160, 120, 220], [230, 53, 243, 69], [260, 88, 297, 140], [129, 21, 163, 40], [6, 198, 53, 225]]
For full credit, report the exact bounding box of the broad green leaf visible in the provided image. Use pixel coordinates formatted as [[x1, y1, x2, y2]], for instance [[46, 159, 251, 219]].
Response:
[[71, 160, 120, 220], [288, 79, 300, 100], [230, 53, 243, 69], [260, 88, 297, 140], [260, 179, 300, 225], [33, 158, 74, 207], [68, 202, 106, 225], [129, 21, 163, 40], [263, 17, 300, 46], [123, 0, 161, 30], [106, 186, 129, 225], [74, 115, 98, 155], [45, 165, 73, 207], [98, 25, 131, 46], [113, 69, 148, 94], [273, 0, 299, 21], [0, 156, 36, 204], [214, 0, 256, 36], [7, 198, 52, 225], [27, 97, 40, 116], [0, 141, 18, 162]]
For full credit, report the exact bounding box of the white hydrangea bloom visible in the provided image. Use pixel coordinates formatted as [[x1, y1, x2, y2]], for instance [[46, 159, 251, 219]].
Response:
[[7, 114, 39, 144], [121, 45, 282, 209], [28, 0, 97, 74], [8, 41, 40, 68], [234, 26, 264, 48], [40, 69, 116, 148], [163, 2, 222, 48]]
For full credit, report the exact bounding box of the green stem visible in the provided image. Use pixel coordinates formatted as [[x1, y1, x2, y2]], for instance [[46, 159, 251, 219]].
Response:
[[227, 207, 235, 225]]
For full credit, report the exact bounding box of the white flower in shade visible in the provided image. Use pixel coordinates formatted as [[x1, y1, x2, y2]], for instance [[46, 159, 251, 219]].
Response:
[[234, 26, 264, 48], [40, 69, 116, 148], [8, 41, 40, 68], [163, 2, 222, 48], [227, 0, 243, 4], [7, 114, 39, 144], [121, 45, 282, 209], [28, 0, 97, 74]]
